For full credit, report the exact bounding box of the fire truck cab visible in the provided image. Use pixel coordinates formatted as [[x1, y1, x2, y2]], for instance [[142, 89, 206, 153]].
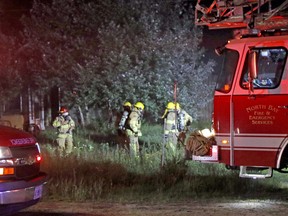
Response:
[[192, 0, 288, 178]]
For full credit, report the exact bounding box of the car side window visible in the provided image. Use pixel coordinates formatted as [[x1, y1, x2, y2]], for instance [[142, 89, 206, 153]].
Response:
[[241, 47, 287, 89]]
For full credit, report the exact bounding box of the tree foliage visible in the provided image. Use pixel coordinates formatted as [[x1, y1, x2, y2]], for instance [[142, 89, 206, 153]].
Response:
[[0, 33, 22, 110], [16, 0, 216, 122]]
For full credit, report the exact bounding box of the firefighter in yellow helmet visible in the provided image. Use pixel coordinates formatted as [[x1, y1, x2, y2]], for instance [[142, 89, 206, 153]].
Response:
[[118, 101, 132, 131], [117, 101, 132, 149], [175, 103, 193, 131], [175, 102, 193, 145], [162, 102, 193, 159], [162, 102, 179, 158], [52, 106, 76, 156], [126, 101, 144, 157]]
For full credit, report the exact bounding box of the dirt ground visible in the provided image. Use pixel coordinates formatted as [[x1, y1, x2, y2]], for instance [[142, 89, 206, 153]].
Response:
[[17, 200, 288, 216]]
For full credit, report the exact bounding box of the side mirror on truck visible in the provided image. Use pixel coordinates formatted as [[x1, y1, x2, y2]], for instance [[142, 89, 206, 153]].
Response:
[[247, 50, 258, 94]]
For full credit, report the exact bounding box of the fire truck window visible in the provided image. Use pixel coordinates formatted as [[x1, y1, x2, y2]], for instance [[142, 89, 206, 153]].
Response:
[[215, 49, 239, 93], [241, 48, 287, 89]]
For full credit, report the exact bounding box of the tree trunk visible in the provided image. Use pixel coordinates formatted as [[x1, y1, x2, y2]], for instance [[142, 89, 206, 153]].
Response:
[[40, 93, 45, 130], [83, 104, 90, 125], [28, 87, 33, 125], [78, 105, 85, 127], [45, 94, 52, 126]]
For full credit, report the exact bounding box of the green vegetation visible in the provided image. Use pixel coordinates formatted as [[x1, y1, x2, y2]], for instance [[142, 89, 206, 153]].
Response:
[[0, 0, 217, 123], [38, 123, 288, 203]]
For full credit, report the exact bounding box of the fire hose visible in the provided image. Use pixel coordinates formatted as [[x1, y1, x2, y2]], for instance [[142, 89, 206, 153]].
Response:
[[185, 131, 215, 156]]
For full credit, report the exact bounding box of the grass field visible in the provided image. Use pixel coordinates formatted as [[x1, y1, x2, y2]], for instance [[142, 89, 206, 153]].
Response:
[[38, 122, 288, 202]]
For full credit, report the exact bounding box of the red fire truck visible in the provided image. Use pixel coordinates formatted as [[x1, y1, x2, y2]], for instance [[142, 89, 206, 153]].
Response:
[[0, 126, 47, 215], [192, 0, 288, 178]]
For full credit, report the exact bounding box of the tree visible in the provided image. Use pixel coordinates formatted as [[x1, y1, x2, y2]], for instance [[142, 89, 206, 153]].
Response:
[[95, 0, 216, 119], [19, 0, 216, 124], [20, 0, 106, 124], [0, 33, 22, 113]]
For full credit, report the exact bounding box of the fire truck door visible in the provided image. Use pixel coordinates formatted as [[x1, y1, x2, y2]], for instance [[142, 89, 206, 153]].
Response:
[[232, 47, 288, 167]]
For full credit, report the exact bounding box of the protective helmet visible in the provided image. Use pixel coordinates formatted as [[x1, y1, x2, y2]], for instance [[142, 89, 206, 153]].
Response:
[[59, 106, 68, 114], [123, 101, 132, 107], [175, 102, 181, 111], [134, 102, 145, 110], [166, 102, 175, 110]]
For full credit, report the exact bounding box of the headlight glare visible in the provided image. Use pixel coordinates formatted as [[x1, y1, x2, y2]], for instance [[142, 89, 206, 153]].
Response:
[[0, 147, 12, 159]]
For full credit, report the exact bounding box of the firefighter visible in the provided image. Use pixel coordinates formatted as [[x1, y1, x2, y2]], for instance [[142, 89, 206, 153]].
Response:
[[126, 101, 144, 157], [162, 102, 193, 159], [118, 101, 132, 131], [175, 102, 193, 159], [162, 102, 179, 157], [52, 106, 75, 156], [117, 101, 132, 149], [175, 102, 193, 134]]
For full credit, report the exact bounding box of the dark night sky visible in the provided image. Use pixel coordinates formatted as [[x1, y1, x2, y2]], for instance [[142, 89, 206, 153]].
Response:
[[202, 27, 233, 49], [0, 0, 32, 34], [0, 0, 233, 59]]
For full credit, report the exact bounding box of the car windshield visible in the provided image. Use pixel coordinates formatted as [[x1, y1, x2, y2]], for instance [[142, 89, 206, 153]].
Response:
[[215, 49, 239, 93]]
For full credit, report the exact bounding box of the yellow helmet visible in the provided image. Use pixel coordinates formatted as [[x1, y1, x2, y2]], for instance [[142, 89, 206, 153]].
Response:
[[175, 102, 181, 111], [166, 102, 175, 110], [134, 102, 144, 110], [123, 101, 132, 107]]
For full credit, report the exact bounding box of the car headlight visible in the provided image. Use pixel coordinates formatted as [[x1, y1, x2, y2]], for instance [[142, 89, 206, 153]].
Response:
[[0, 147, 12, 159]]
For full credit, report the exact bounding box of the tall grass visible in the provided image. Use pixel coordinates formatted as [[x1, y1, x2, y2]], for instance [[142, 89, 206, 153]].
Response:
[[38, 123, 288, 203]]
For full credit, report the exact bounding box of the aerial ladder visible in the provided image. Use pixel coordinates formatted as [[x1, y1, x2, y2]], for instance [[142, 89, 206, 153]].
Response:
[[195, 0, 288, 31]]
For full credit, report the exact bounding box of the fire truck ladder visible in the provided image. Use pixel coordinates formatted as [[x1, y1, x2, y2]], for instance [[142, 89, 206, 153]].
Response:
[[195, 0, 288, 30]]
